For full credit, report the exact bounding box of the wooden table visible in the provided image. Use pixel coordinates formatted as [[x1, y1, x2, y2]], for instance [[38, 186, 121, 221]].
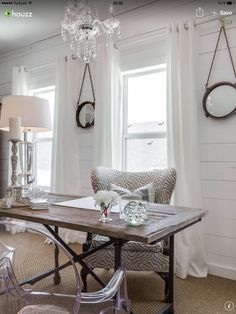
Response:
[[0, 198, 206, 314]]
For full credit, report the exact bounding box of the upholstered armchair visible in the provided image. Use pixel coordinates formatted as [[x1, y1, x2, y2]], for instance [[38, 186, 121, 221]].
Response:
[[81, 167, 176, 302]]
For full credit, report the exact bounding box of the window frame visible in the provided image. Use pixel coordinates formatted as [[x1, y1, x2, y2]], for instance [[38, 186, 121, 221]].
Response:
[[122, 65, 167, 171]]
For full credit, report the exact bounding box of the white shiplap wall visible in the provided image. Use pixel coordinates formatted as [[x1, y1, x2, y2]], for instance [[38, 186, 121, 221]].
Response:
[[197, 21, 236, 280], [0, 37, 94, 196]]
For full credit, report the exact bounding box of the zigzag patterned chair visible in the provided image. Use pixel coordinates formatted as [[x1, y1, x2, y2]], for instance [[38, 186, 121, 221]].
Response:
[[81, 166, 176, 301]]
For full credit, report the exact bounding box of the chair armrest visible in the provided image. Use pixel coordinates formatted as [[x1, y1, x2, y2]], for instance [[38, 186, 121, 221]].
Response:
[[81, 267, 125, 303]]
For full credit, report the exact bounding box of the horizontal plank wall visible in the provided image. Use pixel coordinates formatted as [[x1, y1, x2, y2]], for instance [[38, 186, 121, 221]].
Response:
[[197, 19, 236, 280], [0, 37, 94, 196]]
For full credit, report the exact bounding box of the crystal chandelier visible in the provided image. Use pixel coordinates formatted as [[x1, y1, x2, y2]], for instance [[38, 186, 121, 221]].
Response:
[[61, 0, 120, 63]]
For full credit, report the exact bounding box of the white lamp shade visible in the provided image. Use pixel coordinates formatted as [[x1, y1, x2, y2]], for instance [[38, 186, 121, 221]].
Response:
[[0, 95, 52, 132]]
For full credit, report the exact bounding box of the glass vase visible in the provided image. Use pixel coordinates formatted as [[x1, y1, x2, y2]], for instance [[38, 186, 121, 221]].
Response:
[[99, 205, 112, 223]]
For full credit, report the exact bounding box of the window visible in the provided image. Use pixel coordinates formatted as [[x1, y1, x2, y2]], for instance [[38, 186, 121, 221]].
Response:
[[123, 65, 167, 172], [30, 86, 55, 188]]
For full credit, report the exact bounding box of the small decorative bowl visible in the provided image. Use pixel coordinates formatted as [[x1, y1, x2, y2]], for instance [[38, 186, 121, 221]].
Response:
[[123, 201, 147, 226]]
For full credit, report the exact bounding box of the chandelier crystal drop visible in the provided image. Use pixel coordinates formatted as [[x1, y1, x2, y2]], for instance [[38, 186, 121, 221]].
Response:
[[61, 0, 120, 63]]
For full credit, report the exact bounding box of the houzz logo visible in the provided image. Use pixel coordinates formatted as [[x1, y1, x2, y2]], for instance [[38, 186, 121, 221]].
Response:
[[4, 10, 32, 17], [4, 10, 11, 17]]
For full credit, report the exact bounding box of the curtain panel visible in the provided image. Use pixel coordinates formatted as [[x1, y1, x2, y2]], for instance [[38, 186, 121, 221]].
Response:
[[51, 56, 81, 195], [50, 56, 86, 244], [94, 41, 122, 170], [12, 66, 30, 96], [167, 20, 207, 279]]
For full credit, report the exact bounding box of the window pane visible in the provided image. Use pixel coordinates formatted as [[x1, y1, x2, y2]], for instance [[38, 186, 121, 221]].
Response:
[[35, 141, 52, 187], [30, 87, 55, 187], [126, 137, 167, 172], [127, 71, 166, 133]]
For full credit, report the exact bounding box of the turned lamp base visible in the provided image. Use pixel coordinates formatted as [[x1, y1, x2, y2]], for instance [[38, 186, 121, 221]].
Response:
[[7, 186, 23, 203]]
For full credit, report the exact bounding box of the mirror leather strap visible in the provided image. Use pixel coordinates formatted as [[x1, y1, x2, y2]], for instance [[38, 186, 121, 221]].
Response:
[[206, 25, 236, 88], [77, 64, 96, 105]]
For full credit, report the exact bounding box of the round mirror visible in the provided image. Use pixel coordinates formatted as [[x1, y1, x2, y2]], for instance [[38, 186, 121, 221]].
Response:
[[203, 82, 236, 119], [76, 101, 95, 128]]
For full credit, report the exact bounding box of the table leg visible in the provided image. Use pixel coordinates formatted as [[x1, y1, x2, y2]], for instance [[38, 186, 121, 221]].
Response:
[[53, 226, 61, 285], [157, 235, 175, 314], [168, 235, 174, 313], [44, 225, 109, 289], [114, 239, 123, 270]]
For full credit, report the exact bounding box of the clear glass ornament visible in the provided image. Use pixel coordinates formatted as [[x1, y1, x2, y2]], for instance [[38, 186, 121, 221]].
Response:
[[124, 201, 147, 226]]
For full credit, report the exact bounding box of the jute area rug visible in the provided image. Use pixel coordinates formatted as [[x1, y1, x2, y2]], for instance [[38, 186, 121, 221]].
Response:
[[0, 231, 236, 314]]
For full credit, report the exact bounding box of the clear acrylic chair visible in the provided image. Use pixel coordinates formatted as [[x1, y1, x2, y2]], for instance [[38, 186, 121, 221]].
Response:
[[17, 305, 68, 313], [0, 220, 129, 314], [17, 305, 70, 313], [17, 266, 129, 314], [0, 240, 15, 260], [0, 238, 15, 295]]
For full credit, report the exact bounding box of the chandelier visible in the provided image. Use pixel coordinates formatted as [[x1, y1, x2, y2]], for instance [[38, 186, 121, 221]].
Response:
[[61, 0, 120, 63]]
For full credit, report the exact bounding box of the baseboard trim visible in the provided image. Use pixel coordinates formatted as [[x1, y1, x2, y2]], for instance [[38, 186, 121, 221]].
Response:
[[208, 263, 236, 281]]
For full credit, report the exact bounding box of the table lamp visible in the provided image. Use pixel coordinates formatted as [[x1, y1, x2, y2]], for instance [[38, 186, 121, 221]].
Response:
[[0, 95, 52, 197]]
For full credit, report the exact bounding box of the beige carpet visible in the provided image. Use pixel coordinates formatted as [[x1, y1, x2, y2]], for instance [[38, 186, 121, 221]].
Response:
[[0, 231, 236, 314]]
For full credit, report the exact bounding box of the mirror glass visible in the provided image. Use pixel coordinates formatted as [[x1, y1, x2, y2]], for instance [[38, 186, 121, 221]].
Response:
[[204, 84, 236, 118], [77, 102, 94, 128]]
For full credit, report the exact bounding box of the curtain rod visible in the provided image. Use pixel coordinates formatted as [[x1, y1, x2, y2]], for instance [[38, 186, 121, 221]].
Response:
[[13, 61, 56, 72], [196, 12, 236, 26], [31, 0, 160, 46], [24, 12, 236, 51], [115, 14, 236, 46], [27, 61, 56, 71], [115, 26, 167, 46]]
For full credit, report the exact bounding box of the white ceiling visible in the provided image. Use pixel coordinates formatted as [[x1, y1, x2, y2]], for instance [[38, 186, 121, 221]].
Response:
[[0, 0, 227, 56]]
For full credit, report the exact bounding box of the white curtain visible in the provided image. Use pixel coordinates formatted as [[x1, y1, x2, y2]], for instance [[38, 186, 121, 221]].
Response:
[[94, 41, 122, 169], [51, 56, 81, 195], [167, 21, 207, 278], [12, 66, 30, 95], [10, 66, 54, 238], [9, 66, 30, 233], [51, 56, 86, 244]]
